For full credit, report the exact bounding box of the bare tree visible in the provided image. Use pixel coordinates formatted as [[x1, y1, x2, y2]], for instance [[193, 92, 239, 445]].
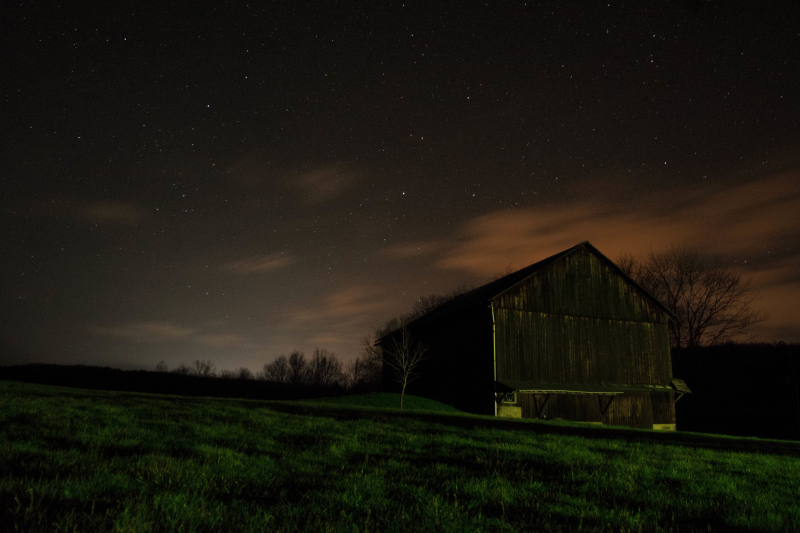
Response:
[[356, 333, 385, 390], [288, 351, 309, 385], [376, 316, 403, 339], [307, 348, 344, 388], [618, 244, 767, 348], [171, 362, 192, 376], [616, 252, 641, 281], [220, 367, 254, 380], [260, 356, 291, 383], [490, 263, 517, 281], [191, 359, 217, 378], [384, 326, 429, 410], [344, 356, 364, 389], [154, 361, 169, 373], [236, 367, 254, 380]]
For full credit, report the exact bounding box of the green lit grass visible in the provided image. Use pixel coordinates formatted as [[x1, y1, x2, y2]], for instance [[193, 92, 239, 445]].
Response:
[[299, 391, 462, 412], [1, 380, 799, 532]]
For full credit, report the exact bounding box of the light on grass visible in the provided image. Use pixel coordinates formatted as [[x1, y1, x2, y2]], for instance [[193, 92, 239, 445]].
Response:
[[2, 381, 800, 532]]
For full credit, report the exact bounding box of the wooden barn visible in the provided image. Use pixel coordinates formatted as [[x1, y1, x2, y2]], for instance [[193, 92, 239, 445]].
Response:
[[378, 241, 691, 430]]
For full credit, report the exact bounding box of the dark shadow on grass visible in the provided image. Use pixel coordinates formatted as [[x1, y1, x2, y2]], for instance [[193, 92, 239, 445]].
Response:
[[0, 495, 120, 532], [5, 378, 799, 458], [671, 513, 759, 533], [260, 401, 800, 458], [500, 503, 756, 533]]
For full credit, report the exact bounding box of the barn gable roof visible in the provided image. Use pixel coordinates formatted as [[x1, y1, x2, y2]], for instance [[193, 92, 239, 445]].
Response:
[[379, 241, 674, 343]]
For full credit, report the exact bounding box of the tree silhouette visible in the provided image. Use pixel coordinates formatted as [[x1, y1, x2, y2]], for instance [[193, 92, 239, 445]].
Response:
[[306, 348, 344, 388], [287, 351, 308, 385], [260, 356, 291, 383], [235, 367, 254, 380], [352, 334, 384, 390], [190, 359, 216, 378], [221, 367, 256, 380], [171, 362, 191, 376], [618, 244, 767, 348], [384, 326, 429, 410]]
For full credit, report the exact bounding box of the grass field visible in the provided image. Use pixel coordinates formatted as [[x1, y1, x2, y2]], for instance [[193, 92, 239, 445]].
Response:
[[298, 392, 462, 412], [1, 380, 799, 532]]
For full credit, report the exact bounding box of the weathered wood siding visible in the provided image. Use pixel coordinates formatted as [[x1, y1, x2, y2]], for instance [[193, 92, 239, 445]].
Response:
[[495, 309, 671, 384], [494, 246, 672, 386], [494, 245, 674, 428], [494, 246, 667, 323], [518, 392, 671, 428], [651, 391, 676, 425], [519, 393, 604, 422], [382, 243, 676, 427]]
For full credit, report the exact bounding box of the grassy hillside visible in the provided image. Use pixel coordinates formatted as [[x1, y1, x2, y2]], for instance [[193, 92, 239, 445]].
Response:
[[1, 380, 799, 532], [300, 392, 462, 412]]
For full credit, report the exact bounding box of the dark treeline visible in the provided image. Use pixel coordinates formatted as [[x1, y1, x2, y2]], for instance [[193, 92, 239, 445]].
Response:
[[0, 351, 382, 402], [673, 342, 800, 441], [0, 364, 312, 401], [3, 342, 799, 442], [259, 348, 381, 391]]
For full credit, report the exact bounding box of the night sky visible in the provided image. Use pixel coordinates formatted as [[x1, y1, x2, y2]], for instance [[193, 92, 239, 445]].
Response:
[[3, 2, 799, 373]]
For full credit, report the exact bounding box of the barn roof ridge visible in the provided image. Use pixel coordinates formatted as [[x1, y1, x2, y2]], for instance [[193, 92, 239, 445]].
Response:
[[379, 241, 674, 343]]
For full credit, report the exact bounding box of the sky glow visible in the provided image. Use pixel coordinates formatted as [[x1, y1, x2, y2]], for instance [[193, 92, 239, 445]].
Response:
[[2, 3, 798, 372]]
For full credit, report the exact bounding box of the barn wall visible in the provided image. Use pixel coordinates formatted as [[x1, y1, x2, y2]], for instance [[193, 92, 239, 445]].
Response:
[[518, 393, 603, 423], [517, 392, 673, 429], [381, 243, 678, 427], [494, 308, 671, 385], [494, 246, 667, 324], [492, 244, 675, 429], [604, 393, 654, 428], [651, 392, 676, 425]]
